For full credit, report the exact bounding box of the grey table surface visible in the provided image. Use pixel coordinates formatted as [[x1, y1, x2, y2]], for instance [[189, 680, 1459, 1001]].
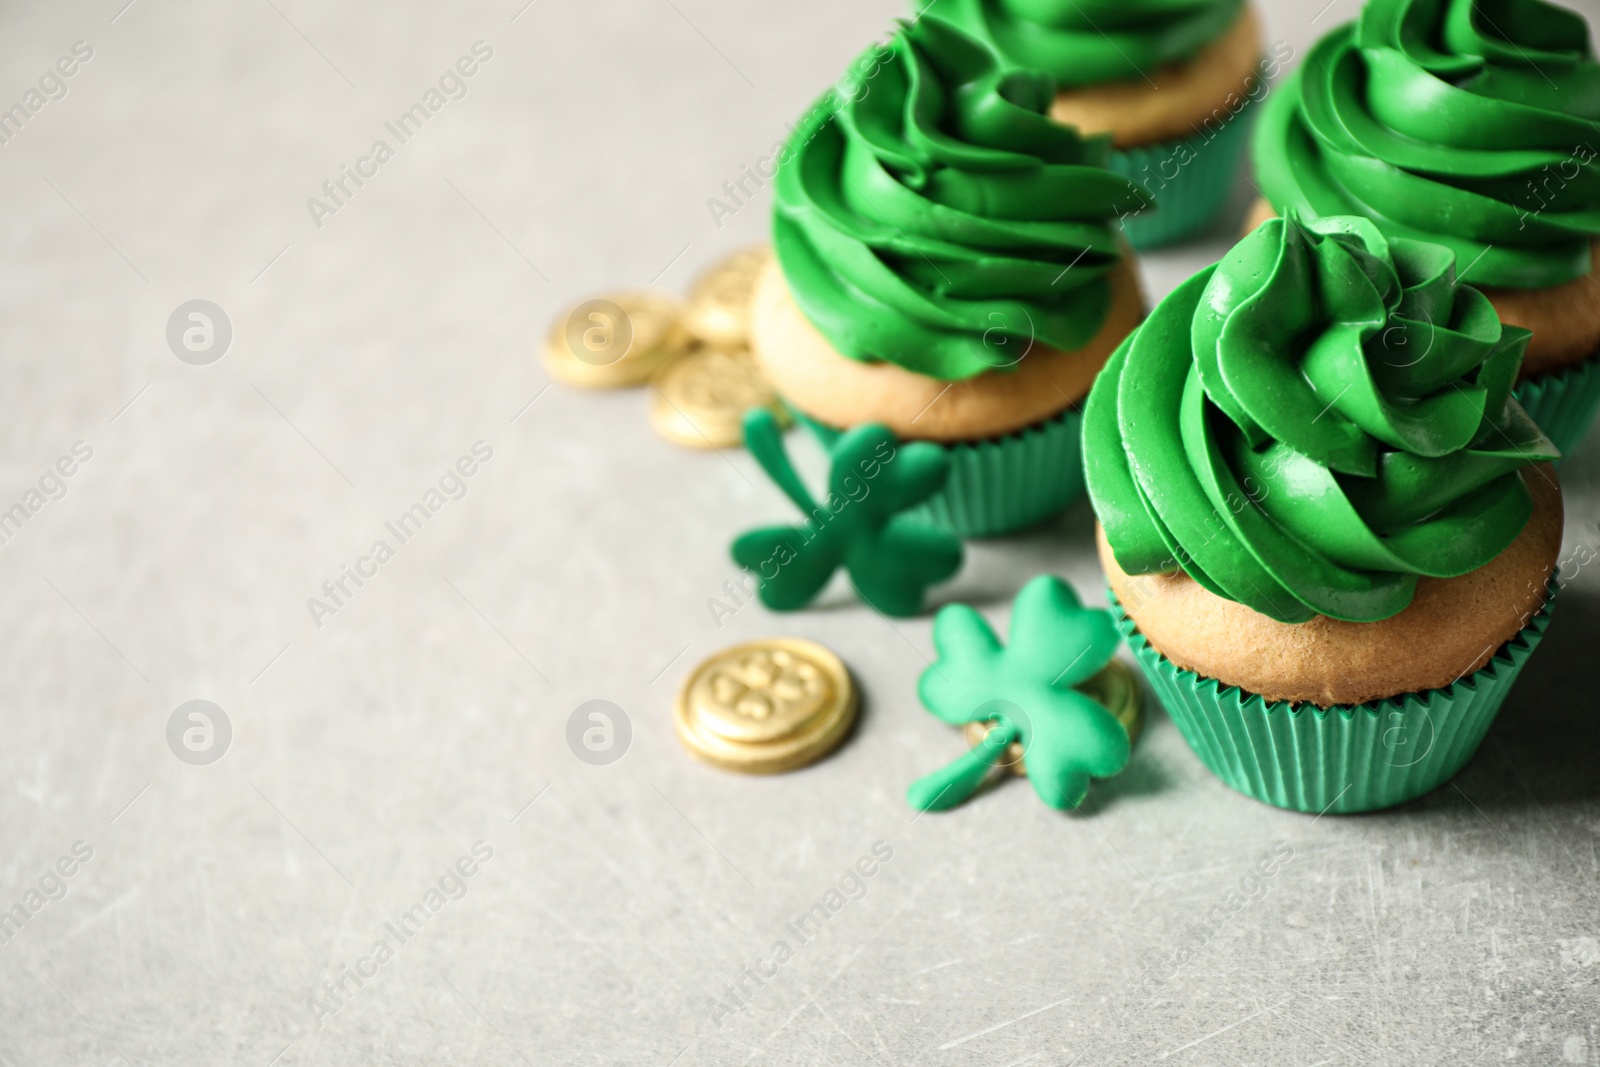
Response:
[[1, 0, 1598, 1064]]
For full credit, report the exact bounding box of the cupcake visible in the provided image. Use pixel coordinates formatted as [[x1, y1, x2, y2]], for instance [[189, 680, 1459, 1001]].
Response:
[[1250, 0, 1600, 454], [752, 18, 1150, 539], [1083, 213, 1562, 814], [931, 0, 1270, 247]]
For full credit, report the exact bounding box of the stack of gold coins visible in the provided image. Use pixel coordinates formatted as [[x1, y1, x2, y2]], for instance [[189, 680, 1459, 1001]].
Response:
[[541, 246, 788, 450], [960, 660, 1144, 777], [543, 291, 691, 388], [675, 637, 857, 773], [655, 245, 785, 448]]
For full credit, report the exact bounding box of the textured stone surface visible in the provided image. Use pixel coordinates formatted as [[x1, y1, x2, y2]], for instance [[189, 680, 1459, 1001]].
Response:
[[0, 1, 1597, 1064]]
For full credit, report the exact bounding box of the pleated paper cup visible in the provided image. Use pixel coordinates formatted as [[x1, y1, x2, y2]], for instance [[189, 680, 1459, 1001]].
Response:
[[1110, 106, 1254, 250], [1109, 585, 1557, 814]]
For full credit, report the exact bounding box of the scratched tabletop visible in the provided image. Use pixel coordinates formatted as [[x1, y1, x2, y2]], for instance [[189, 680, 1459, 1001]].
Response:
[[1, 1, 1598, 1064]]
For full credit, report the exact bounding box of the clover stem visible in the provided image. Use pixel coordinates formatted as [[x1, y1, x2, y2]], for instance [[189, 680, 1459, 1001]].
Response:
[[906, 722, 1020, 812], [742, 409, 817, 516]]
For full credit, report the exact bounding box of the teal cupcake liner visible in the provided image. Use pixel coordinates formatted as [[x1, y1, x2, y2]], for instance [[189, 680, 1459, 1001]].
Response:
[[1109, 583, 1557, 814], [1110, 104, 1255, 250], [793, 405, 1084, 539], [1512, 350, 1600, 458]]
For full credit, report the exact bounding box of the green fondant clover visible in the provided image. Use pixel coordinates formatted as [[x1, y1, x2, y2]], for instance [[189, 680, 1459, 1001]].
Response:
[[731, 409, 963, 617], [908, 575, 1129, 811]]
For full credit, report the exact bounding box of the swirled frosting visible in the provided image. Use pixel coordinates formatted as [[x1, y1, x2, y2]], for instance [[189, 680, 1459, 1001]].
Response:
[[931, 0, 1246, 87], [772, 18, 1150, 381], [1084, 214, 1557, 624], [1254, 0, 1600, 290]]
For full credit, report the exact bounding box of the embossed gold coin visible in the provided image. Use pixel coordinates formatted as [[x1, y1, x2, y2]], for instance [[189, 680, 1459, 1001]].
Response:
[[675, 638, 857, 773], [649, 345, 789, 449], [543, 290, 691, 388], [961, 660, 1143, 777], [683, 245, 771, 348]]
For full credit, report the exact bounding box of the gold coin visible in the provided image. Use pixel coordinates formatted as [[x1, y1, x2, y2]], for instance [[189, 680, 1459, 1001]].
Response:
[[649, 346, 789, 449], [675, 637, 857, 774], [1078, 659, 1144, 747], [683, 246, 771, 348], [543, 290, 691, 388], [961, 660, 1143, 777], [962, 719, 1029, 776]]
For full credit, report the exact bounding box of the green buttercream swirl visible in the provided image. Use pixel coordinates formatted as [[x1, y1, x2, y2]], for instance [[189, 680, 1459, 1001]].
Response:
[[930, 0, 1245, 87], [1084, 214, 1557, 624], [1254, 0, 1600, 289], [772, 18, 1150, 381]]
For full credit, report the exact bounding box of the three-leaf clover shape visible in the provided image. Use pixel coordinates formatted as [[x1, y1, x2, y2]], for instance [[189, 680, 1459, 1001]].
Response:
[[732, 409, 963, 617], [908, 575, 1129, 811]]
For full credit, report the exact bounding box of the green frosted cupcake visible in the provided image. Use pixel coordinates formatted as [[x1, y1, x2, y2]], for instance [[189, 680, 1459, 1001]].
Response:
[[1251, 0, 1600, 453], [929, 0, 1277, 247], [1083, 213, 1563, 814], [750, 18, 1149, 538]]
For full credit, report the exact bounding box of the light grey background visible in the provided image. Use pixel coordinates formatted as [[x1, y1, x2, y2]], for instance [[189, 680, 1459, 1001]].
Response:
[[1, 0, 1598, 1064]]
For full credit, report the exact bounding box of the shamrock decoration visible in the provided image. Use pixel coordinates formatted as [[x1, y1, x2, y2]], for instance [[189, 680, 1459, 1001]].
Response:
[[908, 575, 1129, 811], [732, 409, 963, 617]]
